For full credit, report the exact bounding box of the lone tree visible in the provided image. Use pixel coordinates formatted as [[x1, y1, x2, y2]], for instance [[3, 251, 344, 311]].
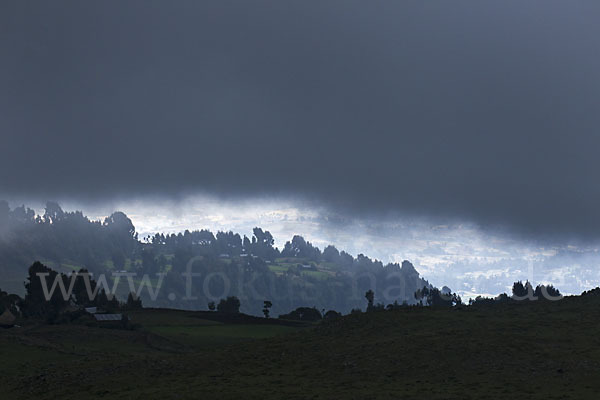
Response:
[[365, 290, 375, 311], [217, 296, 241, 314], [208, 301, 216, 311], [263, 300, 272, 318]]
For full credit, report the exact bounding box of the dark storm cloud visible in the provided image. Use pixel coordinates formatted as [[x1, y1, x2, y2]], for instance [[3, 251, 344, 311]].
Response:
[[1, 1, 600, 237]]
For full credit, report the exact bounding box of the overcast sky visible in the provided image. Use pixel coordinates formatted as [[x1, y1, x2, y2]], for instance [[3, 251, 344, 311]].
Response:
[[2, 2, 600, 295]]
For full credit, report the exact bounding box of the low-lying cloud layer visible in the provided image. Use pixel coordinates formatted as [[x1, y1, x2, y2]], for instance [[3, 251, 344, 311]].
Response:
[[53, 195, 600, 299], [2, 1, 600, 238]]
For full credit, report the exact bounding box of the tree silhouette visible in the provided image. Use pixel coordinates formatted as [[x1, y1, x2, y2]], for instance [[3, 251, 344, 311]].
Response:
[[365, 290, 375, 311], [324, 310, 341, 320], [263, 300, 272, 318], [278, 307, 322, 322], [217, 296, 241, 314], [534, 284, 562, 300], [22, 261, 69, 318], [126, 292, 143, 309], [512, 281, 535, 300], [414, 286, 460, 307]]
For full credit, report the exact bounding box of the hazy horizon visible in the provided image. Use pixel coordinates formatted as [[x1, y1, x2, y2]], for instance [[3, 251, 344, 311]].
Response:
[[3, 195, 599, 301]]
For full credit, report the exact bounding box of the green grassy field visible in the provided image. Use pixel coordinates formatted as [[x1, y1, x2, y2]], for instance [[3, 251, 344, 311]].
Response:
[[2, 297, 600, 399], [267, 264, 289, 274], [268, 258, 336, 279], [127, 309, 298, 348], [300, 269, 329, 279]]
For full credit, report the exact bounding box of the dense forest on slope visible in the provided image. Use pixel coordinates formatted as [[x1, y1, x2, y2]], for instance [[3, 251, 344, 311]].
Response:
[[0, 201, 430, 315]]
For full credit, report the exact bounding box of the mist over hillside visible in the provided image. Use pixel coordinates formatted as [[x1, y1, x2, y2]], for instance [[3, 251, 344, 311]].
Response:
[[2, 1, 600, 398], [0, 201, 433, 315]]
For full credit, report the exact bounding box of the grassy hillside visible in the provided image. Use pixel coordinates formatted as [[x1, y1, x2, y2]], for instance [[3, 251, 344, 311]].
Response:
[[2, 297, 600, 399]]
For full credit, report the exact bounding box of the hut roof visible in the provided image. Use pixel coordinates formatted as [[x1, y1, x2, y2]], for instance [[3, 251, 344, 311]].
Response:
[[93, 314, 123, 321], [0, 309, 16, 326]]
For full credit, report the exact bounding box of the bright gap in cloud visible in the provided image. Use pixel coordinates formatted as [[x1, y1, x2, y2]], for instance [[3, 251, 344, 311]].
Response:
[[21, 194, 600, 301]]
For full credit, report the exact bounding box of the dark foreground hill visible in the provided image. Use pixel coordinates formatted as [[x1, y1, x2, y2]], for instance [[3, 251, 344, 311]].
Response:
[[1, 296, 600, 399]]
